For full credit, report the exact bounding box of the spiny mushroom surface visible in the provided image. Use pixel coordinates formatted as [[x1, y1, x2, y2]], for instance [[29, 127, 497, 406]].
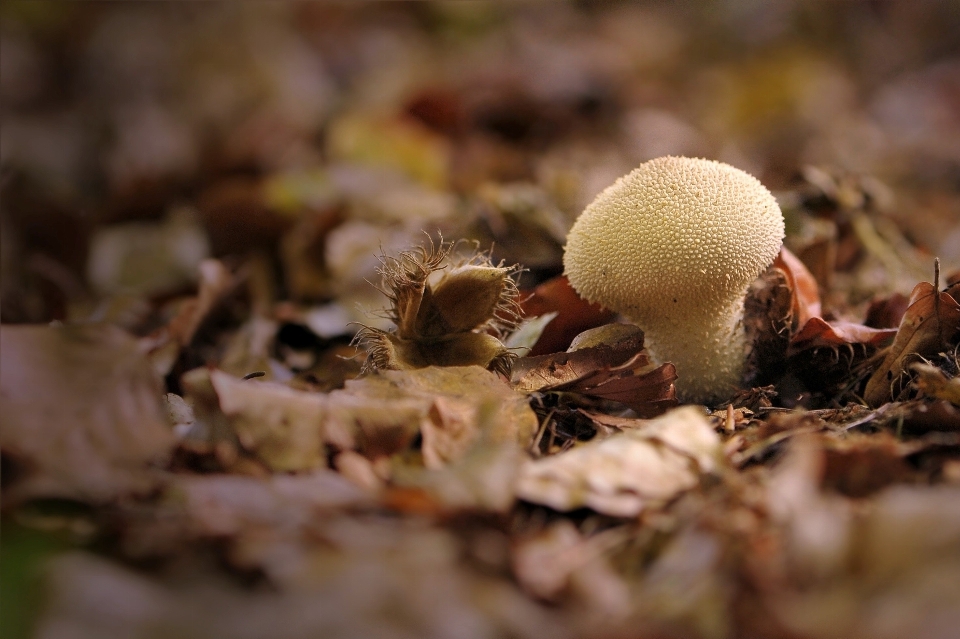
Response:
[[563, 156, 784, 403]]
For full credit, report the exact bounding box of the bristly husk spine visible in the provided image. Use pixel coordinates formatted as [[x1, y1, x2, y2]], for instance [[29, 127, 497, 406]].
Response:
[[353, 237, 523, 376]]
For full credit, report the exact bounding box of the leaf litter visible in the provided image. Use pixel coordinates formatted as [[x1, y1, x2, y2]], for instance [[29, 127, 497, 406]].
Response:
[[2, 4, 960, 639]]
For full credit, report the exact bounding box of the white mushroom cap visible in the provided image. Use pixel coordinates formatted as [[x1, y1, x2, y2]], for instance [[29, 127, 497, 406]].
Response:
[[563, 156, 784, 403]]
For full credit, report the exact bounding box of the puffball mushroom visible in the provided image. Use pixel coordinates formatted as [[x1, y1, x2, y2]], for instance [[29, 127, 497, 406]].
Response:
[[563, 156, 784, 403]]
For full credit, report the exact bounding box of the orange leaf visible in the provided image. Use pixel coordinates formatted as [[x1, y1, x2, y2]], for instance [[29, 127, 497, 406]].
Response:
[[777, 247, 897, 357], [519, 275, 616, 356], [788, 317, 897, 356], [774, 247, 821, 328]]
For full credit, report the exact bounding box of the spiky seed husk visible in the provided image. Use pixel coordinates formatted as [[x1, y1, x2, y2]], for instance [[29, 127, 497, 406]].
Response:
[[376, 241, 449, 339], [354, 327, 514, 373], [419, 265, 509, 336], [355, 239, 523, 375]]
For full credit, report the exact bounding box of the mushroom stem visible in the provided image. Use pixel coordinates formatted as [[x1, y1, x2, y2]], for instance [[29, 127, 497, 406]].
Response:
[[638, 296, 746, 403]]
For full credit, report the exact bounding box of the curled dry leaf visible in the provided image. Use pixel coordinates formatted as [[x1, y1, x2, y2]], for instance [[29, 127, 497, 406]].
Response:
[[773, 247, 897, 356], [0, 324, 173, 505], [518, 275, 616, 356], [774, 246, 822, 328], [864, 281, 960, 406], [515, 406, 721, 517], [512, 323, 677, 418], [787, 317, 897, 356]]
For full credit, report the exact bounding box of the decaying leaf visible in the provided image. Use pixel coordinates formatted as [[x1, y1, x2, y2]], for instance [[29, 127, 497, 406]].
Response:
[[518, 275, 616, 356], [865, 281, 960, 406], [189, 364, 537, 472], [788, 317, 897, 355], [339, 365, 538, 468], [388, 441, 525, 513], [512, 324, 677, 417], [209, 370, 329, 472], [515, 406, 721, 517], [911, 362, 960, 405], [512, 520, 631, 619], [166, 471, 372, 538], [773, 247, 897, 356], [774, 246, 822, 328], [0, 324, 174, 505]]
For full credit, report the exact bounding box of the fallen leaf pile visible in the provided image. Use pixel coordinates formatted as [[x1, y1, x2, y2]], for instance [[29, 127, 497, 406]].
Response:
[[2, 4, 960, 639]]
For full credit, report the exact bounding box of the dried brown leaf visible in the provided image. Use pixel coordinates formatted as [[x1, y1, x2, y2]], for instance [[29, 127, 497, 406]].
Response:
[[389, 441, 524, 513], [512, 324, 677, 417], [788, 317, 897, 355], [822, 432, 917, 497], [170, 472, 370, 536], [512, 521, 631, 618], [209, 370, 328, 472], [864, 281, 960, 406], [515, 406, 721, 517], [295, 366, 539, 469], [0, 324, 173, 505], [518, 275, 616, 356], [774, 246, 822, 329]]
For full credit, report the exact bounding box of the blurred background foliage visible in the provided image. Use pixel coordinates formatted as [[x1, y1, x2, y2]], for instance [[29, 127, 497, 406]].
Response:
[[3, 0, 959, 324]]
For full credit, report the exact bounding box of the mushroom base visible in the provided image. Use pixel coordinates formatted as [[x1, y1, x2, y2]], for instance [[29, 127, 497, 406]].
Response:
[[636, 299, 747, 405]]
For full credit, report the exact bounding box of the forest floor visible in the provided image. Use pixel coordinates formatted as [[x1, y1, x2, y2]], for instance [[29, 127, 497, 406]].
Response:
[[2, 3, 960, 638]]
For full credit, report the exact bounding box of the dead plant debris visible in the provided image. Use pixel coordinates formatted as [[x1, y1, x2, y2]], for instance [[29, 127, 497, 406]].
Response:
[[2, 4, 960, 639]]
